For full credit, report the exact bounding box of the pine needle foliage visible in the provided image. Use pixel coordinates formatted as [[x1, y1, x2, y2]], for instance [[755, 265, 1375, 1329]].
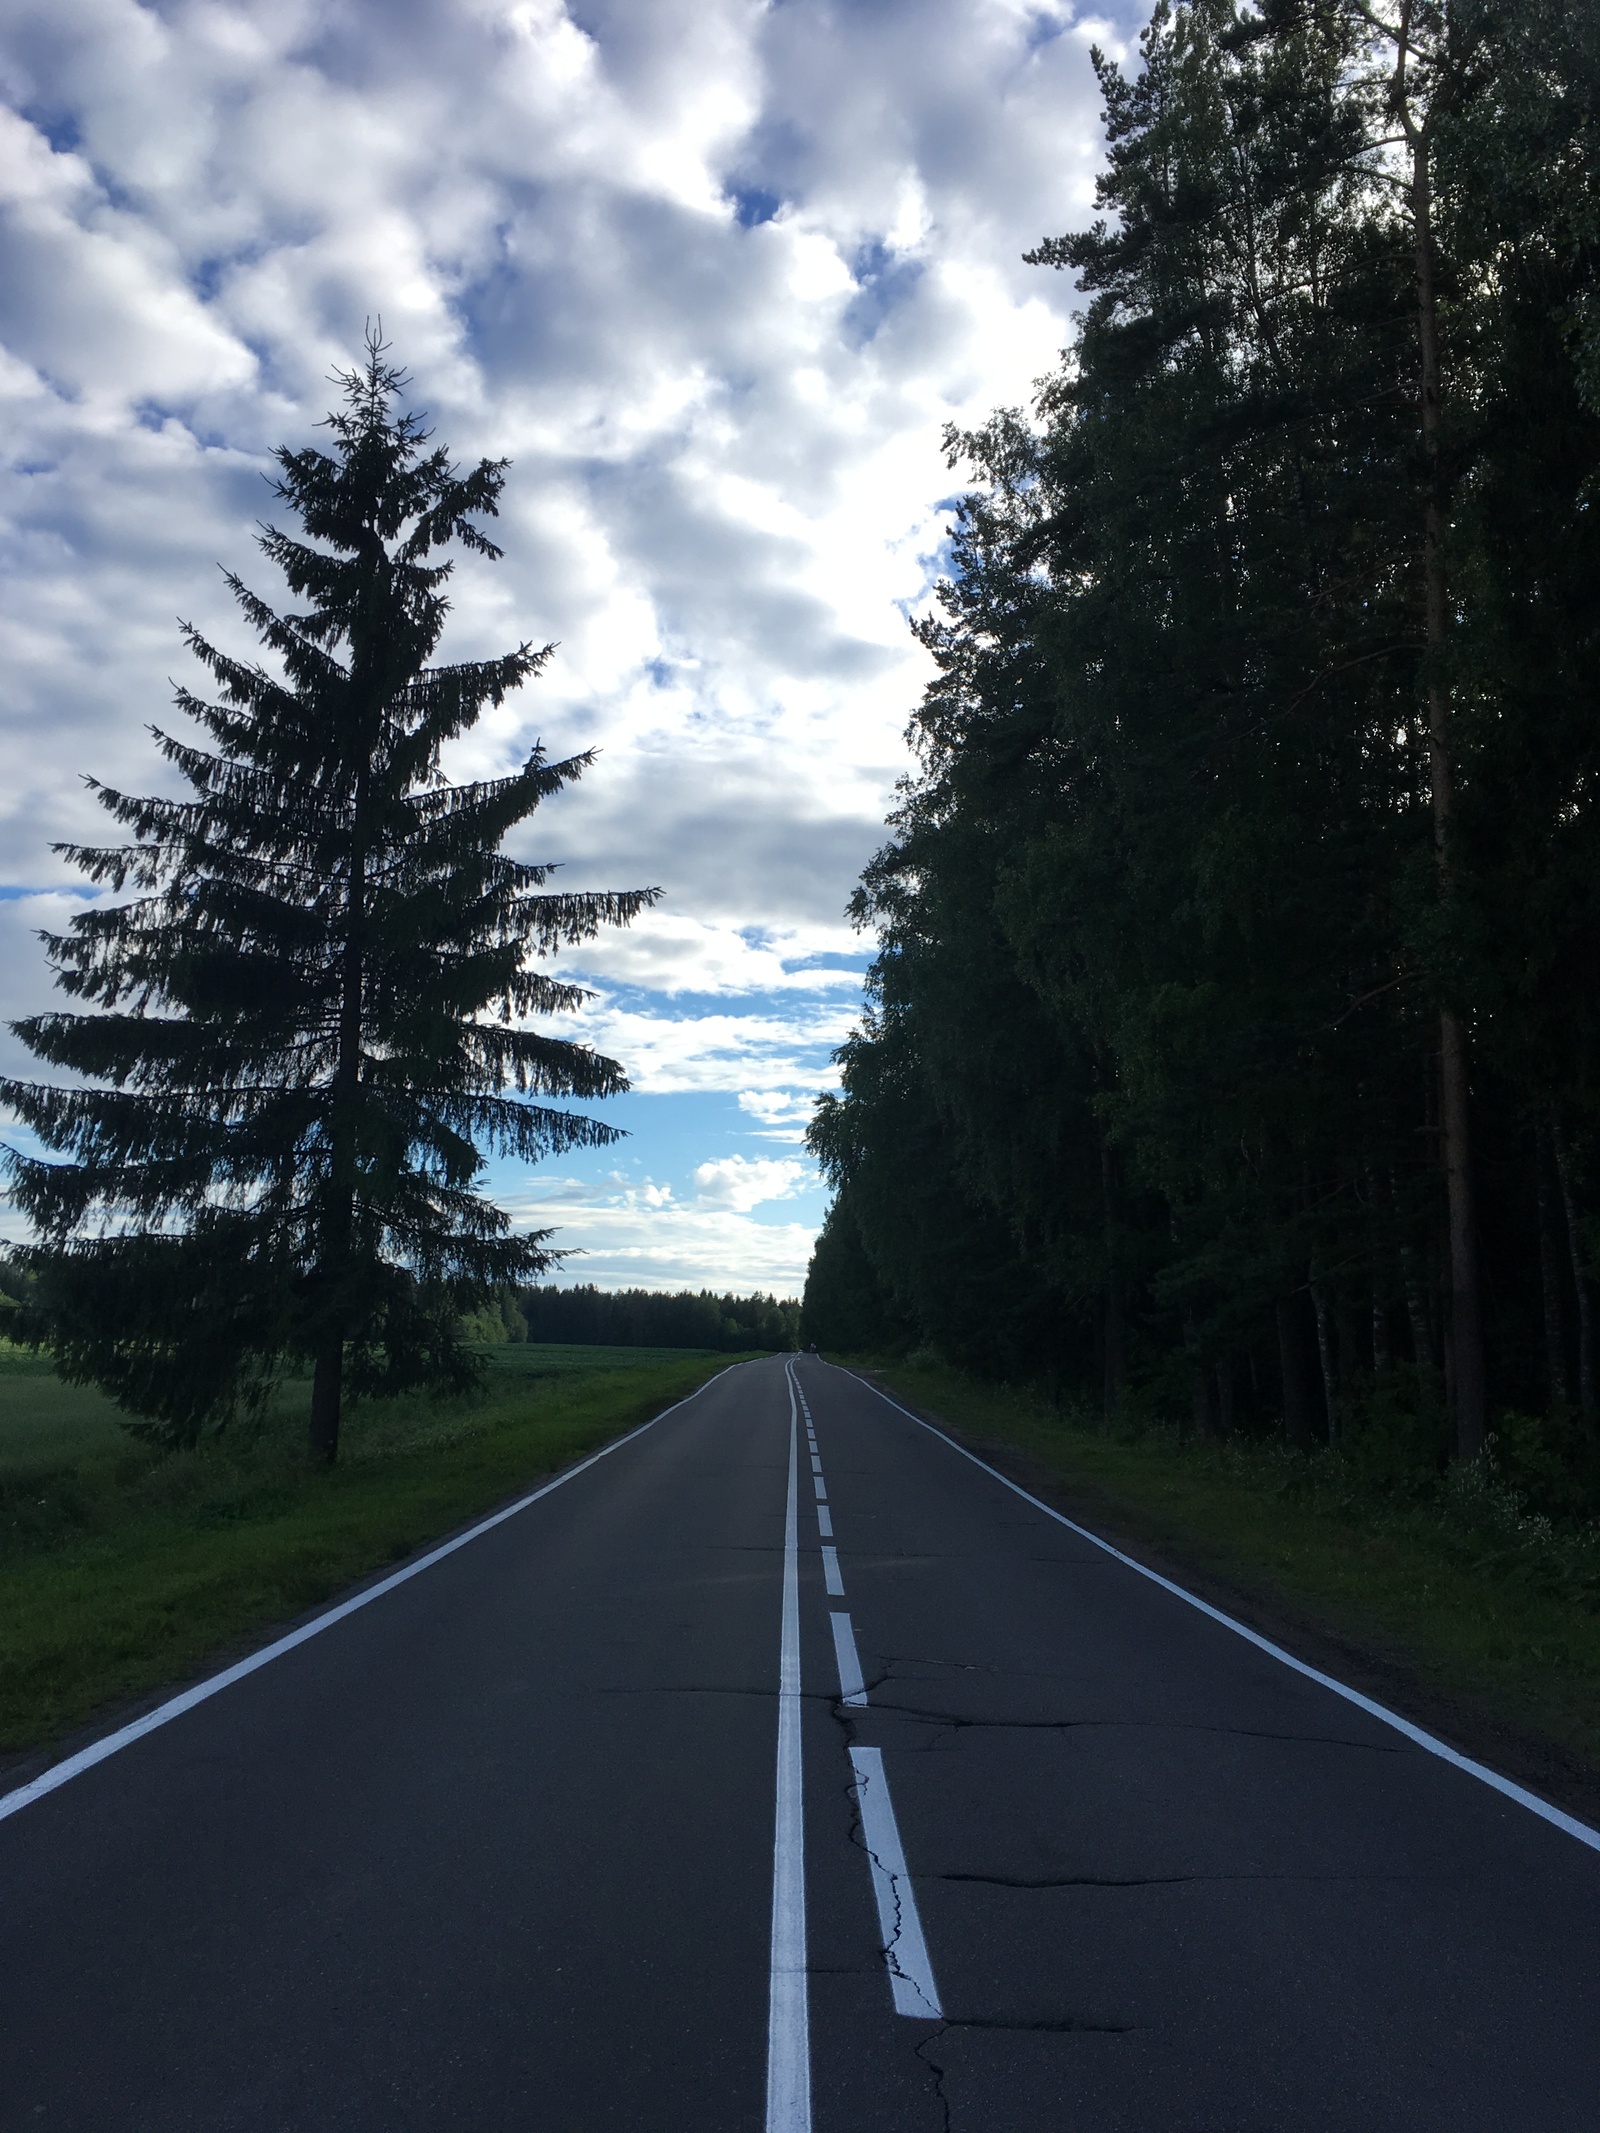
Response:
[[1, 338, 656, 1460]]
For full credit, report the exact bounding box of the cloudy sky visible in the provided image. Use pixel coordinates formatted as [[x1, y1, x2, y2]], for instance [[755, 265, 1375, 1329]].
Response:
[[0, 0, 1137, 1297]]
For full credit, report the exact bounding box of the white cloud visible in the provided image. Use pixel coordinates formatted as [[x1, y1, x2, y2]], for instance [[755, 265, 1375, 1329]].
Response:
[[502, 1171, 816, 1294], [692, 1152, 808, 1211], [570, 997, 854, 1095], [736, 1088, 818, 1143], [557, 912, 865, 996], [0, 0, 1128, 1287]]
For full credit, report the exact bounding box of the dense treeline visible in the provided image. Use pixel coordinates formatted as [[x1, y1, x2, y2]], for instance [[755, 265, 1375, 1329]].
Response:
[[511, 1284, 799, 1353], [804, 0, 1600, 1502]]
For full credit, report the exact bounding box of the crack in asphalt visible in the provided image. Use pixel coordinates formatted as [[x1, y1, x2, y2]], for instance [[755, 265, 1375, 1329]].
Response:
[[827, 1686, 952, 2123], [914, 2024, 955, 2133], [937, 1868, 1430, 1890], [913, 2007, 1138, 2128], [860, 1698, 1397, 1753]]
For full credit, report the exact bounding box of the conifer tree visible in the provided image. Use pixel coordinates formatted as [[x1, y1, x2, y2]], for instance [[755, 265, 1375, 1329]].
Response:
[[2, 337, 655, 1461]]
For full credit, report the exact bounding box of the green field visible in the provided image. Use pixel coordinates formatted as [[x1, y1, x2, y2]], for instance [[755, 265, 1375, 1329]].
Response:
[[0, 1342, 745, 1758], [863, 1358, 1600, 1790]]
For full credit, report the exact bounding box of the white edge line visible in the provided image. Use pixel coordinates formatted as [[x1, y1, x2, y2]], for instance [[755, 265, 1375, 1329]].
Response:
[[837, 1366, 1600, 1858], [0, 1360, 751, 1827], [848, 1744, 942, 2019]]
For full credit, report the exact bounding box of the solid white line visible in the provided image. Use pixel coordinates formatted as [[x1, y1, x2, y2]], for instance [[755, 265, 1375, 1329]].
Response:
[[816, 1505, 833, 1538], [0, 1363, 750, 1828], [766, 1366, 811, 2133], [838, 1367, 1600, 1858], [829, 1611, 867, 1707], [813, 1477, 827, 1501], [821, 1544, 845, 1596], [849, 1746, 942, 2019]]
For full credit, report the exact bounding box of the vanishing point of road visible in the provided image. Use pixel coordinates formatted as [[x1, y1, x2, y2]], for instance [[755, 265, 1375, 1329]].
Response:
[[3, 1354, 1598, 2129]]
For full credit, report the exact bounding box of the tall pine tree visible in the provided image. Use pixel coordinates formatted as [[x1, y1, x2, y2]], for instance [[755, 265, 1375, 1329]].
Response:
[[2, 338, 655, 1461]]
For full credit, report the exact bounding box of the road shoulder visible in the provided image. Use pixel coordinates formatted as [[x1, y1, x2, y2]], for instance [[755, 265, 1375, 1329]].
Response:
[[853, 1362, 1600, 1834]]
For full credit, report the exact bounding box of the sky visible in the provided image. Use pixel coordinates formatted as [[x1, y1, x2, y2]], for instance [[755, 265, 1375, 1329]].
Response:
[[0, 0, 1138, 1299]]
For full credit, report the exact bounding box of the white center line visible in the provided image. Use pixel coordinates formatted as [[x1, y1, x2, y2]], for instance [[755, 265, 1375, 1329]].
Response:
[[816, 1504, 833, 1538], [849, 1746, 942, 2019], [766, 1367, 811, 2133], [828, 1611, 867, 1707], [821, 1544, 845, 1596]]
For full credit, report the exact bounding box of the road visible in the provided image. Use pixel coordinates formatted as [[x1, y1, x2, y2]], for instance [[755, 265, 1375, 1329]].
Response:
[[3, 1353, 1599, 2130]]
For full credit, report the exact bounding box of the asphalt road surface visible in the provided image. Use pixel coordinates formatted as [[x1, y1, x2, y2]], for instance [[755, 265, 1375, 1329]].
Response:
[[4, 1353, 1599, 2130]]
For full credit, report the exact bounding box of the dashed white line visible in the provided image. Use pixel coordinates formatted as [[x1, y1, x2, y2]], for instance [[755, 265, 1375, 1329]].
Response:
[[849, 1746, 942, 2019], [828, 1611, 867, 1708], [821, 1545, 845, 1596], [813, 1477, 827, 1500], [810, 1455, 823, 1475], [766, 1367, 811, 2133], [816, 1505, 833, 1538]]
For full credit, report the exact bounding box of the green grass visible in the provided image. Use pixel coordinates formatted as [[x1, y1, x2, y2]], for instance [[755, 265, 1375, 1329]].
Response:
[[0, 1343, 744, 1757], [0, 1346, 132, 1476], [862, 1358, 1600, 1775]]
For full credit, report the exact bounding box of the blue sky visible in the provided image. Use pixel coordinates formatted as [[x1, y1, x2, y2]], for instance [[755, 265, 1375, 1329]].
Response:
[[0, 0, 1138, 1297]]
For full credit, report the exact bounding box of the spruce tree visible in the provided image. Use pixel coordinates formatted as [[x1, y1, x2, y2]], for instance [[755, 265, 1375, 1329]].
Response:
[[2, 338, 655, 1461]]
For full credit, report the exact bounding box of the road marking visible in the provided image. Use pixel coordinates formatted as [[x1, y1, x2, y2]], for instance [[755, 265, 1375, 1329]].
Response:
[[849, 1746, 942, 2019], [810, 1454, 823, 1474], [766, 1366, 811, 2133], [839, 1367, 1600, 1859], [829, 1611, 867, 1707], [0, 1362, 751, 1829], [813, 1477, 827, 1500], [821, 1544, 845, 1596], [816, 1505, 833, 1537]]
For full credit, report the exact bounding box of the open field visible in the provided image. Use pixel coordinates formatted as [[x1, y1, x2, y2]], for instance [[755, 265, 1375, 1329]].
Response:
[[860, 1357, 1600, 1802], [0, 1342, 745, 1758]]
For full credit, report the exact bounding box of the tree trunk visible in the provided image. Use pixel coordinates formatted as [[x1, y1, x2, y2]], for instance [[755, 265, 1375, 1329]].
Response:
[[310, 1334, 344, 1466], [1536, 1111, 1570, 1415], [1551, 1112, 1596, 1435], [1438, 1012, 1486, 1457], [1402, 53, 1487, 1462], [311, 768, 369, 1468], [1309, 1257, 1339, 1447], [1101, 1144, 1127, 1419], [1400, 1243, 1433, 1380], [1277, 1295, 1320, 1449]]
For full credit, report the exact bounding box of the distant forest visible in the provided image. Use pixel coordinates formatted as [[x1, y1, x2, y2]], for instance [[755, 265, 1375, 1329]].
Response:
[[802, 0, 1600, 1501], [473, 1284, 800, 1353]]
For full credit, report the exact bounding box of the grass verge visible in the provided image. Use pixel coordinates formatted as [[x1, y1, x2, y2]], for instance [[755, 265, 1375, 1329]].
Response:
[[0, 1343, 743, 1759], [858, 1357, 1600, 1797]]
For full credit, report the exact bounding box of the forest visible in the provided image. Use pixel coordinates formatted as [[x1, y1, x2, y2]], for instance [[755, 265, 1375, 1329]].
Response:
[[497, 1283, 799, 1353], [803, 0, 1600, 1506]]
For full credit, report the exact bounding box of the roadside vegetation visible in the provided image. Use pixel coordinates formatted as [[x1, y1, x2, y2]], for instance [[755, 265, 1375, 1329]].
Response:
[[802, 0, 1600, 1508], [863, 1355, 1600, 1774], [0, 1342, 740, 1759]]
